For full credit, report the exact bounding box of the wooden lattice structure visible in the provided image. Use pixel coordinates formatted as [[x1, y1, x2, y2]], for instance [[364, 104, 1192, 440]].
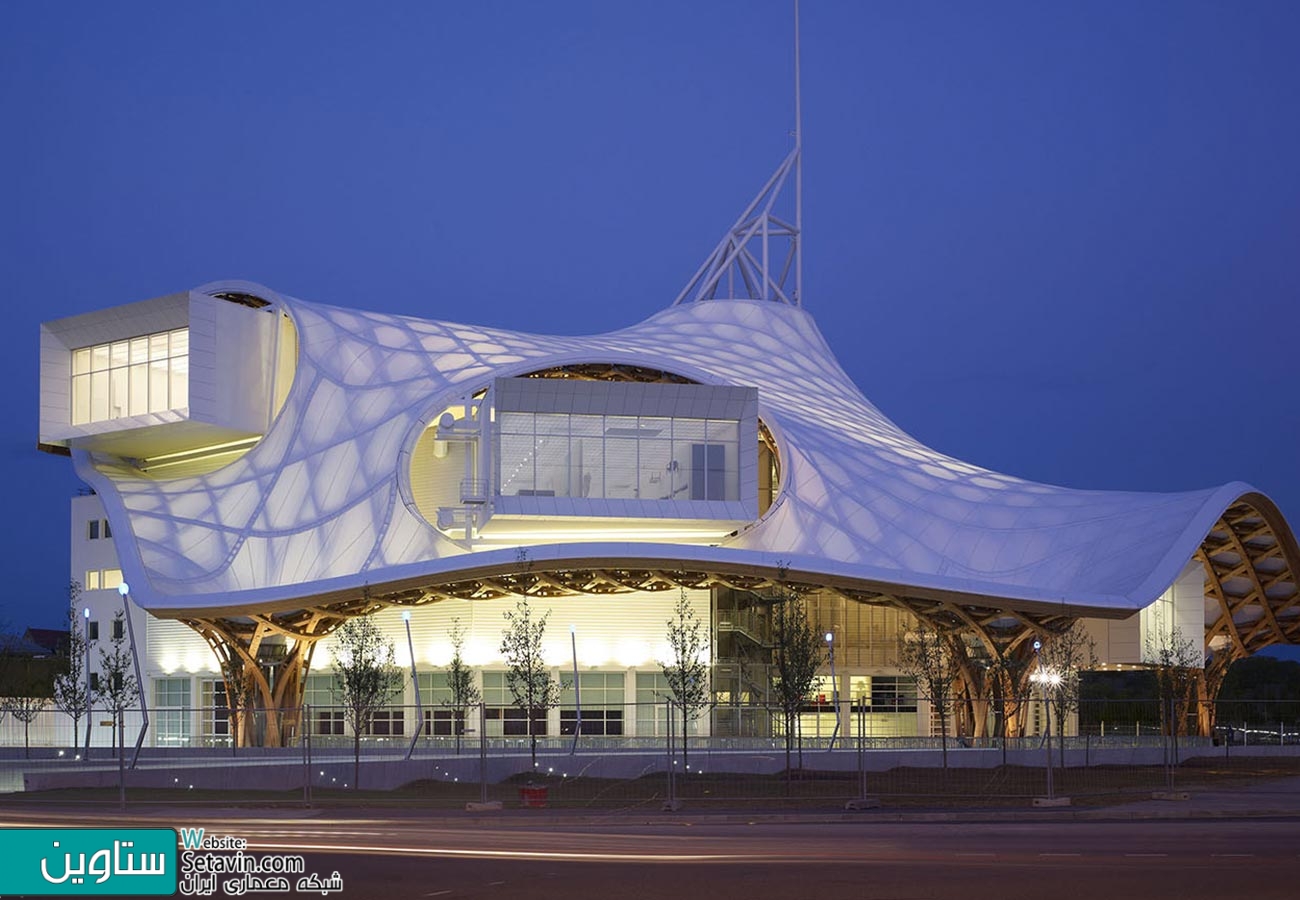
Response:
[[1193, 495, 1300, 732]]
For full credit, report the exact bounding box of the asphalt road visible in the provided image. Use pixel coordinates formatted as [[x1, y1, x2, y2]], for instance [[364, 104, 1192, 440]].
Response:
[[4, 812, 1298, 899]]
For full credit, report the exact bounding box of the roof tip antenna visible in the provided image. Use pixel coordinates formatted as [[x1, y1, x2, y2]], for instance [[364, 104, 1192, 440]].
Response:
[[793, 0, 803, 306]]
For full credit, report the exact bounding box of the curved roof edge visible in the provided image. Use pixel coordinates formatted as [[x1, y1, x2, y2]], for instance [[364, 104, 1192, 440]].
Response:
[[121, 482, 1299, 624]]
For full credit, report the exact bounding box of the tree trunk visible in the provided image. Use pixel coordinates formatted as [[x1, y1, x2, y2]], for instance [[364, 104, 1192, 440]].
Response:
[[939, 703, 949, 771], [784, 710, 793, 794], [529, 708, 538, 769], [682, 704, 689, 768], [353, 730, 361, 790]]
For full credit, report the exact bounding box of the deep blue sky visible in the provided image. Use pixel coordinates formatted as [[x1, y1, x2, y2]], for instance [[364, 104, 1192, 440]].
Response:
[[3, 2, 1298, 640]]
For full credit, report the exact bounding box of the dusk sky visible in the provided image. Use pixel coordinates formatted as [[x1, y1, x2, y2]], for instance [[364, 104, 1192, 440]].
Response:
[[2, 2, 1297, 640]]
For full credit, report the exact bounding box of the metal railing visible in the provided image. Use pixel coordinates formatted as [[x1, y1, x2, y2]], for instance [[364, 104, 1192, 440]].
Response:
[[4, 698, 1299, 809]]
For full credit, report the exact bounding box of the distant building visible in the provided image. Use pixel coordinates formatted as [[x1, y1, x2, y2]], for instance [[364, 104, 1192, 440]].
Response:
[[22, 628, 70, 658]]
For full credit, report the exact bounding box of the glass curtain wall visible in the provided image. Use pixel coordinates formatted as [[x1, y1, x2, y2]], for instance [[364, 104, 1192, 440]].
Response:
[[71, 328, 189, 425], [498, 411, 740, 502]]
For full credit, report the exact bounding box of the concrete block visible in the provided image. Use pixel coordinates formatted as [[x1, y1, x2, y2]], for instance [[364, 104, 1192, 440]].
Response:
[[844, 798, 881, 811]]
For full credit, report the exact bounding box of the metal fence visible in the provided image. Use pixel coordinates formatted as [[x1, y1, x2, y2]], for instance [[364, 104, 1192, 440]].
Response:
[[4, 697, 1300, 808]]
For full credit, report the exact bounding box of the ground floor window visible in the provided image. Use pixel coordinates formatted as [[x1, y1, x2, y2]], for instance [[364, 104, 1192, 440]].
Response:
[[369, 709, 405, 736], [482, 671, 548, 737], [561, 671, 625, 736], [417, 672, 471, 735], [634, 671, 705, 737], [425, 708, 468, 736], [305, 674, 345, 736], [199, 679, 230, 745], [154, 677, 191, 745], [840, 675, 920, 738]]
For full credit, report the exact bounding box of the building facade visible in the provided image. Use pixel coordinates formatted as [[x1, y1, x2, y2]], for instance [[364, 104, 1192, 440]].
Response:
[[44, 280, 1299, 750]]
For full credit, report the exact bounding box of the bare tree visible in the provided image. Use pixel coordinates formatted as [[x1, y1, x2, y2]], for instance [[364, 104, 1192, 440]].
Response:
[[661, 588, 710, 766], [53, 586, 94, 752], [4, 669, 51, 759], [1144, 624, 1202, 738], [98, 610, 140, 760], [896, 629, 961, 770], [500, 596, 559, 769], [332, 614, 401, 789], [771, 593, 825, 774], [1039, 622, 1098, 767], [445, 618, 480, 755]]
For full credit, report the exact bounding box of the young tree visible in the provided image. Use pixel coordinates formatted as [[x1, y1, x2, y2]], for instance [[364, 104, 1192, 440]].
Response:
[[52, 585, 95, 752], [770, 593, 825, 774], [1039, 622, 1099, 767], [4, 669, 51, 759], [445, 618, 480, 755], [1144, 624, 1203, 738], [661, 588, 710, 766], [98, 610, 140, 760], [332, 614, 401, 789], [500, 596, 559, 769], [896, 628, 961, 770]]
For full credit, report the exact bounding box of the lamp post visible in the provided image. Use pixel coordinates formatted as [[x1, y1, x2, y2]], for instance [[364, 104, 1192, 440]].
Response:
[[402, 610, 421, 761], [82, 607, 92, 759], [1030, 640, 1062, 800], [570, 625, 581, 755], [117, 582, 148, 769], [825, 631, 840, 750]]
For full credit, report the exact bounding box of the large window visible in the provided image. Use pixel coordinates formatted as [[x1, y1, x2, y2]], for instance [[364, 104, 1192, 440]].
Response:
[[71, 328, 189, 425], [560, 672, 625, 736], [634, 672, 706, 737], [199, 679, 230, 745], [498, 411, 740, 502], [418, 671, 471, 736], [847, 675, 919, 738], [305, 674, 344, 736], [482, 671, 548, 738], [154, 677, 191, 745]]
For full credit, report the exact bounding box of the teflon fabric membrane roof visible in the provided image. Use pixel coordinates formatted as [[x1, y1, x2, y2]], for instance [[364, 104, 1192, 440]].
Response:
[[73, 285, 1292, 619]]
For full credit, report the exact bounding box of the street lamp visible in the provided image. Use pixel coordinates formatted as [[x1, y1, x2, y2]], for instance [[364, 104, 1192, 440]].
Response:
[[1030, 640, 1063, 800], [82, 606, 92, 759], [825, 631, 840, 750], [402, 610, 421, 761], [117, 582, 148, 769], [570, 625, 581, 755]]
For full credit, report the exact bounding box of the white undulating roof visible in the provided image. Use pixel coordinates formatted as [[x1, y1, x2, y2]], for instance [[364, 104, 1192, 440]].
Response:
[[71, 284, 1292, 618]]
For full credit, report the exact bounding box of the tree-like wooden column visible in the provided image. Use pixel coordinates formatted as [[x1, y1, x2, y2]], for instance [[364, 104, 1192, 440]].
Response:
[[1195, 497, 1300, 735], [883, 597, 1075, 740]]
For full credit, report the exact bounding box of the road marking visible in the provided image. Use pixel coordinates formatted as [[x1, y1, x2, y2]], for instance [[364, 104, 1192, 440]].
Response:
[[1211, 853, 1254, 858], [1038, 853, 1081, 857], [253, 841, 745, 863], [1124, 853, 1168, 858], [424, 892, 452, 897]]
